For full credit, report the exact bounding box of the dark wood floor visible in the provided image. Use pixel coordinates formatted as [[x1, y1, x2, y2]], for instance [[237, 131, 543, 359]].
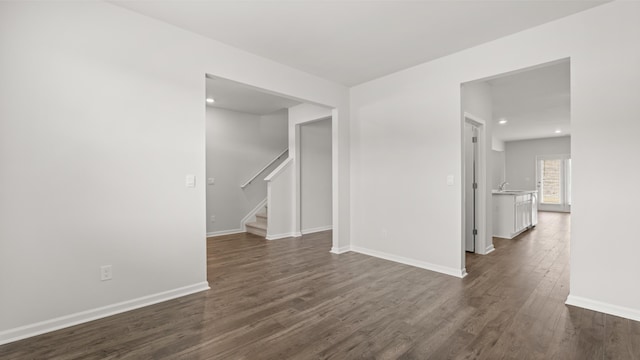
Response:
[[2, 212, 639, 359]]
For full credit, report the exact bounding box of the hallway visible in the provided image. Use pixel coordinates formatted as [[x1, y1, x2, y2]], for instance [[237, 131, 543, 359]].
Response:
[[1, 213, 638, 359]]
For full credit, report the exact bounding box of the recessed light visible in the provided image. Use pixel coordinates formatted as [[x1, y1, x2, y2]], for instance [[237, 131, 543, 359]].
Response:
[[555, 129, 562, 134], [498, 119, 508, 125], [206, 98, 215, 104]]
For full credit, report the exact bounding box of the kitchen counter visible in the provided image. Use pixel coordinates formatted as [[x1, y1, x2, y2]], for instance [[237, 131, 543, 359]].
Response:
[[492, 190, 538, 195], [492, 190, 538, 239]]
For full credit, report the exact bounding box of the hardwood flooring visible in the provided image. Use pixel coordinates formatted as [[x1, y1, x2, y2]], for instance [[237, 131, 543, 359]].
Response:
[[1, 212, 639, 359]]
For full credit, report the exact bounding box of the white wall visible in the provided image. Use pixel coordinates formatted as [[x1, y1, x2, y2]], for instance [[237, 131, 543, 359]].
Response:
[[0, 1, 348, 343], [492, 150, 506, 189], [300, 119, 332, 233], [206, 107, 287, 234], [505, 136, 571, 191], [350, 1, 640, 319], [265, 159, 296, 239], [492, 138, 505, 151]]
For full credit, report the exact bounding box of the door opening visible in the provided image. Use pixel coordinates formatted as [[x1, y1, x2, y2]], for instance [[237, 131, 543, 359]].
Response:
[[462, 112, 487, 264], [464, 122, 478, 253], [536, 154, 571, 212], [297, 117, 333, 235]]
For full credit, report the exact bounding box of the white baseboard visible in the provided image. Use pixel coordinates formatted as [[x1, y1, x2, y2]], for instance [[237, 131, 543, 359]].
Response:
[[565, 294, 640, 322], [483, 244, 495, 254], [266, 232, 301, 240], [350, 246, 466, 278], [206, 229, 244, 237], [330, 245, 351, 254], [301, 225, 333, 235], [0, 282, 210, 346]]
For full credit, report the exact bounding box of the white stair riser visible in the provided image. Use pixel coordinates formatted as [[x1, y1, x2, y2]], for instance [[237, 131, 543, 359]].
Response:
[[256, 214, 267, 226], [246, 226, 266, 237]]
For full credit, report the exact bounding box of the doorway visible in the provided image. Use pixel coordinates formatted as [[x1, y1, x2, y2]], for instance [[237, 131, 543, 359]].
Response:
[[203, 74, 342, 268], [461, 58, 571, 276], [536, 154, 571, 212], [463, 113, 487, 257], [298, 117, 333, 234], [464, 122, 478, 252]]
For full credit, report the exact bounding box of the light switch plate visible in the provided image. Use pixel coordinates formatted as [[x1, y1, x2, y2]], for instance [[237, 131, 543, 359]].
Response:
[[186, 174, 196, 188], [446, 175, 454, 186], [207, 178, 215, 185]]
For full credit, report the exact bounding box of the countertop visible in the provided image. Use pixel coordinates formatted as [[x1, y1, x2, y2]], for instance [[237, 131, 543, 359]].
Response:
[[492, 190, 538, 195]]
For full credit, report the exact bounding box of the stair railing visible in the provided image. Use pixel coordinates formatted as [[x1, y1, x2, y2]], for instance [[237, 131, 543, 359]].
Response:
[[240, 148, 288, 189]]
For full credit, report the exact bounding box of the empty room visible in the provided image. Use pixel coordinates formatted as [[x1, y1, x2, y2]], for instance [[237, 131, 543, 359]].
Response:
[[1, 1, 639, 359]]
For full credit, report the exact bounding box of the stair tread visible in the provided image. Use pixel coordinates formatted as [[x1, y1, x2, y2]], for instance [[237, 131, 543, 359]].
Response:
[[256, 212, 267, 218]]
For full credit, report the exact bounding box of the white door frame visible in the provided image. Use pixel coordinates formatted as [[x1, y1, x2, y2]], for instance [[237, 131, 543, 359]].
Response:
[[464, 122, 478, 253], [462, 112, 489, 271]]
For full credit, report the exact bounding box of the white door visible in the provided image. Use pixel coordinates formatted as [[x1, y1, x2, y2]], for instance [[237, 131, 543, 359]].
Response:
[[464, 123, 477, 252], [536, 155, 571, 212]]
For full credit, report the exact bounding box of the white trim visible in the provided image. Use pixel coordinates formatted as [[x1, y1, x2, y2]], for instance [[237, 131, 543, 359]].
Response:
[[264, 157, 293, 182], [330, 108, 341, 254], [301, 225, 333, 235], [0, 282, 210, 346], [566, 295, 640, 322], [240, 198, 268, 230], [330, 245, 351, 254], [265, 232, 301, 240], [350, 246, 467, 278], [206, 229, 243, 237], [483, 244, 496, 254]]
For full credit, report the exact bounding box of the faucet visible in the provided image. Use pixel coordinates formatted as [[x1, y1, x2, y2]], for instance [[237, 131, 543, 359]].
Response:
[[499, 181, 509, 191]]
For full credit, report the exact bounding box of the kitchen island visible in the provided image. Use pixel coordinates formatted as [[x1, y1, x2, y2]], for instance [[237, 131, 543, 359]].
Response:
[[492, 190, 538, 239]]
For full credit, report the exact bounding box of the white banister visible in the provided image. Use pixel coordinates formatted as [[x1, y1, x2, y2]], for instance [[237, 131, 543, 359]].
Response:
[[264, 157, 292, 182], [240, 149, 288, 189]]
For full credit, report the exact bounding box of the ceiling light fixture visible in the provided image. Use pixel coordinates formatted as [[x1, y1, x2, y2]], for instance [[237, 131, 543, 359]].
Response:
[[206, 98, 215, 103], [555, 129, 562, 134], [498, 119, 508, 125]]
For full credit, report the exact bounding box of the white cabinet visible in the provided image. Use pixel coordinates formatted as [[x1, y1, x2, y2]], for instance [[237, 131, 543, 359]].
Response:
[[493, 191, 537, 239]]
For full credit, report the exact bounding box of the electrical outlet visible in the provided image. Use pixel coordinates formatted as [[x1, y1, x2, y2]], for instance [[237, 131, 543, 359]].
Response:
[[100, 265, 112, 281], [207, 178, 215, 185], [210, 215, 216, 223]]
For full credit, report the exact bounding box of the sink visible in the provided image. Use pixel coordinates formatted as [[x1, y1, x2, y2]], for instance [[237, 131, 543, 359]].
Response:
[[492, 190, 529, 194]]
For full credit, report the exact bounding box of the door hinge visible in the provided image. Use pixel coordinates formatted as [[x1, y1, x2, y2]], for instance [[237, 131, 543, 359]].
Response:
[[472, 182, 478, 189], [473, 229, 478, 235], [472, 136, 477, 143]]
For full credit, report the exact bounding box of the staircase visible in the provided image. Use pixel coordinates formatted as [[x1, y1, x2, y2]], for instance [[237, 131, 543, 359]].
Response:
[[245, 207, 268, 237]]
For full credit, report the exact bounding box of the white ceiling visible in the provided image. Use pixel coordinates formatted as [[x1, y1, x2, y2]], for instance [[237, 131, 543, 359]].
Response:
[[206, 76, 301, 115], [489, 60, 570, 143], [111, 1, 607, 86]]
